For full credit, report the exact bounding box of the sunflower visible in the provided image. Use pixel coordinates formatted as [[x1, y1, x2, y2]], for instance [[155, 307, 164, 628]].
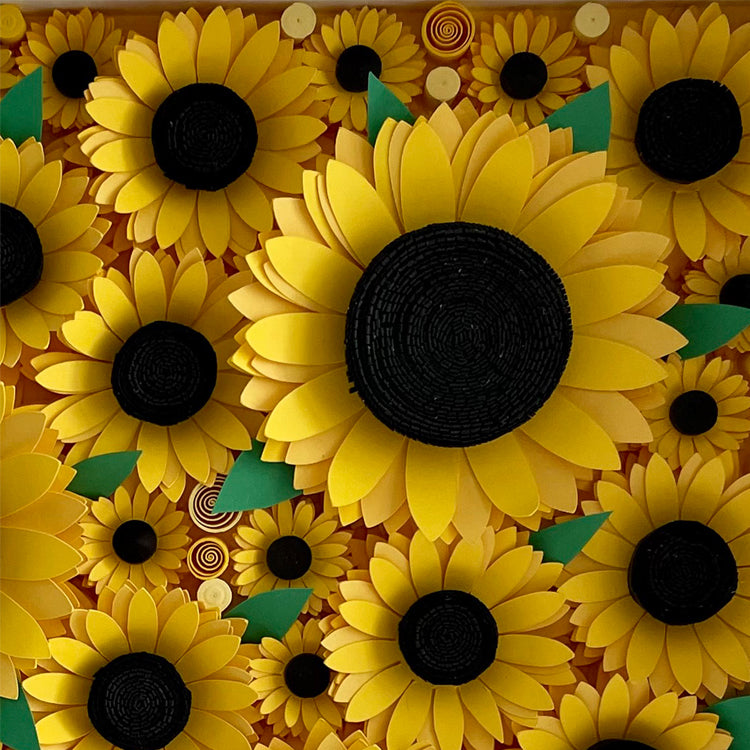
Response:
[[231, 498, 352, 613], [460, 10, 585, 126], [229, 103, 684, 540], [560, 452, 750, 698], [0, 137, 107, 368], [23, 584, 258, 750], [1, 48, 18, 90], [79, 6, 326, 259], [15, 9, 121, 130], [588, 3, 750, 261], [302, 7, 425, 132], [32, 248, 261, 502]]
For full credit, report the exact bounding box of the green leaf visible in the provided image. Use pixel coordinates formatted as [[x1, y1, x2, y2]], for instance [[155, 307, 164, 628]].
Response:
[[659, 303, 750, 359], [225, 588, 312, 643], [0, 67, 42, 145], [213, 440, 297, 513], [367, 72, 415, 145], [529, 512, 612, 565], [0, 685, 40, 750], [67, 451, 141, 500], [708, 696, 750, 750], [543, 83, 611, 153]]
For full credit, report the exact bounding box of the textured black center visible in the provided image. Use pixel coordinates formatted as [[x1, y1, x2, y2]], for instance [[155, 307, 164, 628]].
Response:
[[398, 590, 498, 685], [111, 320, 217, 426], [0, 203, 44, 307], [589, 741, 656, 750], [266, 535, 312, 580], [635, 78, 742, 184], [628, 520, 737, 625], [51, 50, 98, 98], [499, 52, 548, 100], [283, 653, 331, 698], [669, 390, 719, 435], [720, 274, 750, 309], [112, 520, 158, 564], [88, 652, 191, 750], [151, 83, 257, 191], [345, 222, 572, 447], [335, 45, 382, 92]]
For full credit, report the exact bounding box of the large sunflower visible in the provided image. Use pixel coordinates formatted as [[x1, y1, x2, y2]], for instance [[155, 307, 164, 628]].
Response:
[[229, 103, 684, 540], [32, 248, 261, 501], [588, 3, 750, 261], [561, 452, 750, 698], [79, 6, 326, 259]]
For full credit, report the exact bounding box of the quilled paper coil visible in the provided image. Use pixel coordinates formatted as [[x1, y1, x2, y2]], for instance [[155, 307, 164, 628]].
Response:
[[187, 537, 229, 581], [188, 474, 241, 533], [197, 578, 233, 613], [421, 1, 475, 61]]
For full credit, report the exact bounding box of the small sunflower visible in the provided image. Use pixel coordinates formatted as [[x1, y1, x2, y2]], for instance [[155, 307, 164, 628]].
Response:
[[561, 452, 750, 698], [303, 7, 425, 132], [461, 10, 585, 126], [32, 248, 261, 502], [16, 9, 121, 130], [1, 48, 19, 90], [231, 498, 352, 613]]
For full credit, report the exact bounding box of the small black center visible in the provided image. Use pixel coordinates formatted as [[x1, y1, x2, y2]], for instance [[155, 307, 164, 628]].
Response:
[[635, 78, 742, 184], [112, 520, 158, 564], [345, 222, 572, 448], [628, 519, 737, 625], [720, 274, 750, 309], [111, 320, 217, 427], [88, 652, 191, 750], [589, 741, 656, 750], [266, 535, 312, 580], [398, 590, 498, 685], [335, 45, 382, 93], [668, 390, 719, 436], [499, 52, 548, 100], [1, 203, 44, 308], [51, 50, 98, 98], [151, 83, 258, 191], [283, 653, 331, 698]]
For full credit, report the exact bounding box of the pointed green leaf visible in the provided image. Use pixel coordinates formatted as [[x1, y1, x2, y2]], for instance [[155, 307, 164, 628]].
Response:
[[367, 72, 415, 145], [0, 685, 40, 750], [0, 67, 42, 145], [543, 83, 611, 153], [67, 451, 141, 500], [708, 696, 750, 750], [529, 512, 612, 565], [225, 588, 312, 643], [659, 303, 750, 359]]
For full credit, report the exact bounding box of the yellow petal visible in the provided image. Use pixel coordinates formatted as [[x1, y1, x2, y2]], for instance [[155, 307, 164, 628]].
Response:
[[344, 664, 412, 722], [482, 662, 553, 710], [49, 638, 107, 677], [158, 18, 196, 90], [0, 591, 50, 659], [496, 634, 573, 667], [127, 587, 158, 653], [587, 597, 644, 648], [386, 680, 433, 750], [156, 602, 200, 663], [92, 276, 139, 342], [35, 707, 92, 744], [666, 625, 703, 693], [626, 614, 665, 681], [115, 165, 171, 213], [339, 600, 400, 638], [434, 686, 464, 750], [86, 99, 153, 137], [176, 634, 240, 683], [118, 49, 172, 109], [37, 204, 98, 253], [197, 8, 231, 83], [23, 673, 91, 705], [156, 183, 197, 248], [133, 251, 167, 325], [169, 420, 211, 483], [369, 558, 417, 616], [672, 191, 707, 261], [597, 674, 630, 736], [325, 639, 402, 673], [34, 360, 111, 395], [491, 591, 565, 634], [649, 16, 685, 87], [190, 680, 255, 710], [86, 610, 129, 662], [198, 190, 230, 257], [0, 528, 81, 580], [0, 452, 59, 516], [184, 708, 250, 750]]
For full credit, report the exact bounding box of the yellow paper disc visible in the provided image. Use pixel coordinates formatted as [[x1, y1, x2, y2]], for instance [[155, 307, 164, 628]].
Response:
[[197, 578, 233, 613], [421, 1, 475, 61], [573, 2, 610, 43], [426, 66, 462, 103], [281, 2, 317, 40], [0, 4, 26, 44], [187, 537, 230, 581]]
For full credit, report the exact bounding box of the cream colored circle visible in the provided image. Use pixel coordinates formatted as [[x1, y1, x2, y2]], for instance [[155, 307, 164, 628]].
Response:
[[426, 66, 462, 103], [0, 5, 26, 44], [197, 578, 233, 613], [281, 3, 317, 40], [573, 3, 610, 43]]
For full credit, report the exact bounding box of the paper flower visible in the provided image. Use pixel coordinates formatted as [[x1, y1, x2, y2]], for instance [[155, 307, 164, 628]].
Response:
[[588, 3, 750, 261], [79, 6, 326, 258], [460, 11, 585, 125], [1, 48, 19, 90], [322, 527, 573, 750], [303, 7, 425, 131], [229, 104, 684, 540], [32, 248, 260, 501], [561, 452, 750, 697], [231, 499, 352, 613], [15, 9, 121, 130], [23, 584, 258, 750], [0, 137, 107, 368]]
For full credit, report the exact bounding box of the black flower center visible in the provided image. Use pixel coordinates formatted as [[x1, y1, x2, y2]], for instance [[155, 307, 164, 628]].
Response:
[[345, 222, 572, 447], [635, 78, 742, 184], [668, 389, 719, 436], [52, 50, 98, 98], [111, 320, 217, 427], [151, 83, 258, 191], [88, 652, 191, 750], [499, 52, 548, 100], [398, 590, 498, 685], [283, 653, 331, 698], [720, 274, 750, 309], [335, 45, 382, 93], [0, 203, 44, 308], [266, 535, 312, 580], [112, 519, 158, 564], [589, 741, 657, 750], [628, 519, 737, 625]]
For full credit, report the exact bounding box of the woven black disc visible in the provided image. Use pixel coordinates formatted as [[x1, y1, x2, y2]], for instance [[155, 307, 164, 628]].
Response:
[[398, 590, 498, 685], [112, 520, 158, 564], [88, 652, 191, 750], [589, 741, 656, 750], [720, 274, 750, 308], [668, 389, 719, 436], [151, 83, 257, 191], [52, 50, 98, 98], [499, 52, 548, 100], [628, 520, 737, 625], [635, 78, 742, 184], [0, 203, 44, 308], [335, 45, 382, 92], [283, 653, 331, 698], [266, 535, 312, 580], [345, 222, 572, 448], [111, 320, 217, 427]]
